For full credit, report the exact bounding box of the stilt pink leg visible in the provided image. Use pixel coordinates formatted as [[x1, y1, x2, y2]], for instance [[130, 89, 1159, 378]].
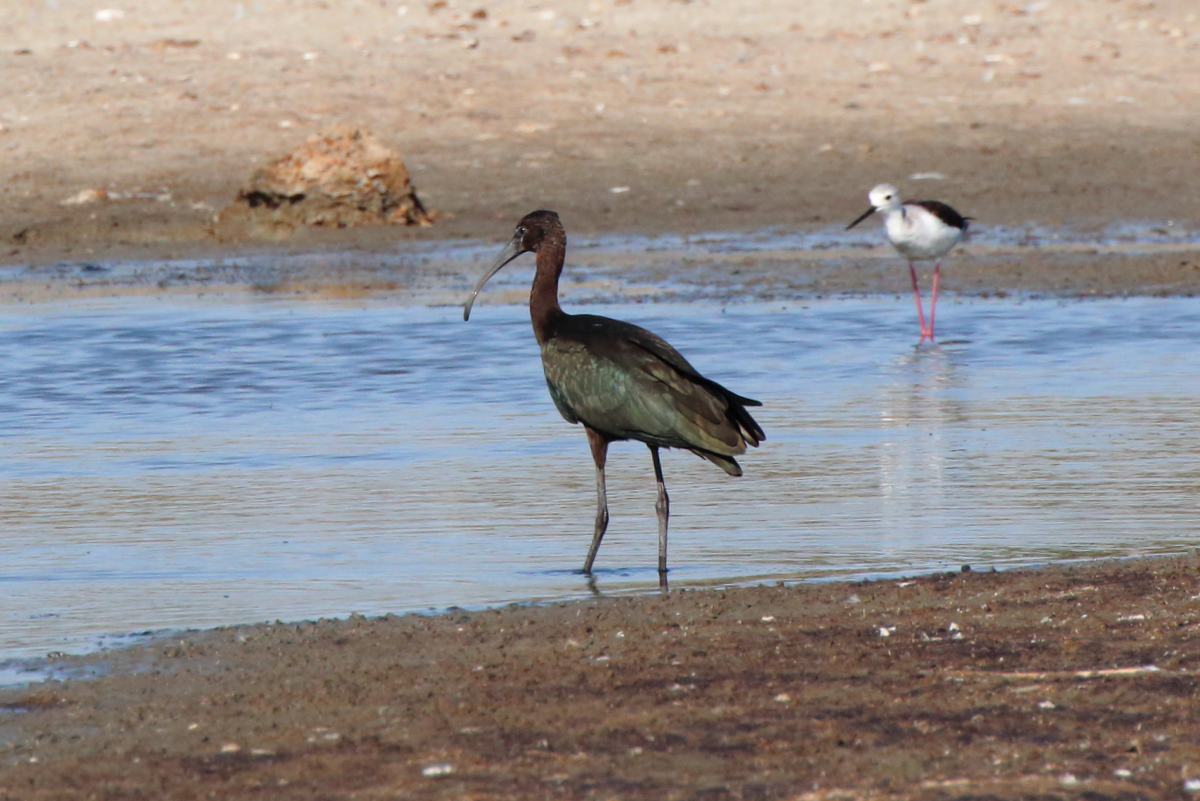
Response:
[[909, 263, 930, 342], [927, 262, 941, 342]]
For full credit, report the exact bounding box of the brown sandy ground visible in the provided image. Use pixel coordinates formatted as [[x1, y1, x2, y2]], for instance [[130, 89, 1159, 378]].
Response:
[[1, 0, 1199, 293], [3, 555, 1200, 799]]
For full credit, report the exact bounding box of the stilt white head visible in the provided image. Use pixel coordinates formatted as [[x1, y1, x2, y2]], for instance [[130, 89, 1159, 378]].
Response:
[[846, 183, 971, 344], [867, 183, 902, 214]]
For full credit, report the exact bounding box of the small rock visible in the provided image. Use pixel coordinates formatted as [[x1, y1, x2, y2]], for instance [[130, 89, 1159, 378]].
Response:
[[220, 743, 240, 753], [422, 763, 454, 777], [147, 38, 201, 51], [214, 126, 434, 239]]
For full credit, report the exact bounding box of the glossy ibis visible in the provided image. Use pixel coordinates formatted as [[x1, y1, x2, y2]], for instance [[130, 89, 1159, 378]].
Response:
[[847, 183, 970, 343], [463, 210, 764, 576]]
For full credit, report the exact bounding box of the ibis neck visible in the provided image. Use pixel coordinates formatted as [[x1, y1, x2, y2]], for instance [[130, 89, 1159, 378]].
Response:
[[529, 240, 566, 344]]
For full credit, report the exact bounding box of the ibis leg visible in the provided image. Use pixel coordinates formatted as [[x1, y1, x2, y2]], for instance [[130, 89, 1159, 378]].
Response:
[[582, 428, 610, 574], [909, 262, 929, 341], [650, 445, 670, 574], [927, 261, 941, 342]]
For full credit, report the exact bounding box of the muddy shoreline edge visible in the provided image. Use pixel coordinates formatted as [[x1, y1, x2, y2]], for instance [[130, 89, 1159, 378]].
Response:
[[3, 554, 1200, 799]]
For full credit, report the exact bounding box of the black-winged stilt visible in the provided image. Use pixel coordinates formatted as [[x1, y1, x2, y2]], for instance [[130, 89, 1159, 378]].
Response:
[[847, 183, 970, 343]]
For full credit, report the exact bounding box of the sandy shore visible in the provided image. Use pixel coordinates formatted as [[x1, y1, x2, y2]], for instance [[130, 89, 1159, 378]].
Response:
[[1, 0, 1198, 289], [3, 556, 1200, 799]]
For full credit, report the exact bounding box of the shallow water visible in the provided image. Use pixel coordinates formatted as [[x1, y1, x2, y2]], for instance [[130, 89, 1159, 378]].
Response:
[[2, 289, 1199, 670]]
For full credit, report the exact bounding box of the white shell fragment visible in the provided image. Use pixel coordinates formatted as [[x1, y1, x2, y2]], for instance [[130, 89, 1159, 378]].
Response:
[[60, 188, 107, 206]]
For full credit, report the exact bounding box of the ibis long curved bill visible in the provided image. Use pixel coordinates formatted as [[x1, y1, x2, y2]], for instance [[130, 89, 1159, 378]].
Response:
[[463, 232, 526, 321]]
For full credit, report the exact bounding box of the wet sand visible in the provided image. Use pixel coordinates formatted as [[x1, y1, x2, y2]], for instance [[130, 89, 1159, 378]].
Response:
[[6, 240, 1199, 305], [3, 0, 1200, 795], [3, 556, 1200, 799]]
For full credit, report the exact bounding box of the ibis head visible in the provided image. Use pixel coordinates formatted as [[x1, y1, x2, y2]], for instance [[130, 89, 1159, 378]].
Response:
[[463, 210, 562, 321]]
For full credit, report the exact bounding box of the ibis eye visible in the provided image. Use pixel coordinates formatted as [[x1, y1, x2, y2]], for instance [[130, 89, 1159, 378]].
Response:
[[516, 227, 526, 236]]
